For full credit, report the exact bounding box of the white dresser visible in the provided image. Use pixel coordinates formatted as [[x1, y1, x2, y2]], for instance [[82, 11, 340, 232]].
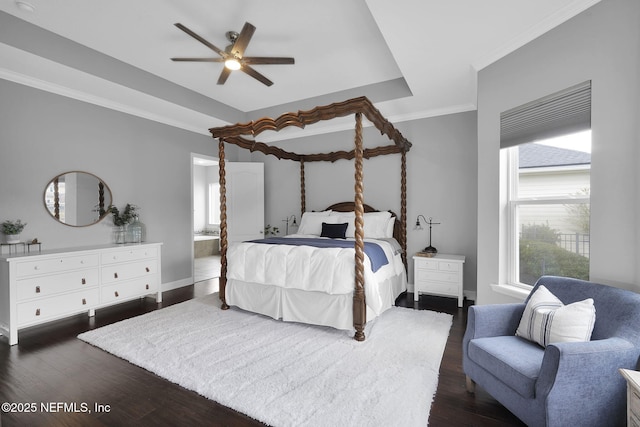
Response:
[[413, 253, 465, 307], [0, 242, 162, 345]]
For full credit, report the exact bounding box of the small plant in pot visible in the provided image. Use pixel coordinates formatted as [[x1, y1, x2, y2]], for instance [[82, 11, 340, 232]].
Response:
[[108, 204, 137, 243], [1, 219, 27, 244]]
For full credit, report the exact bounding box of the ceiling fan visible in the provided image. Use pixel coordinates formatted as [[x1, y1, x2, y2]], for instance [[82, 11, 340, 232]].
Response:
[[171, 22, 295, 87]]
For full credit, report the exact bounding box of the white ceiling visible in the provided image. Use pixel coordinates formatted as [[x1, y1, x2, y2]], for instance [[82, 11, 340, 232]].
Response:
[[0, 0, 600, 139]]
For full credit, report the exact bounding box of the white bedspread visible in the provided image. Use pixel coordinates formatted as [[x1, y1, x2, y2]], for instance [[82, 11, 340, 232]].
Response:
[[227, 235, 405, 315]]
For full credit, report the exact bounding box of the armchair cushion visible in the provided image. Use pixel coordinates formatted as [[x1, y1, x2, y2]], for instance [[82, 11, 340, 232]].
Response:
[[468, 335, 544, 398], [516, 285, 596, 347]]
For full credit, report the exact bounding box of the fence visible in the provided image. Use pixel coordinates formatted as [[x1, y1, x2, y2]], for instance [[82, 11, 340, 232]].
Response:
[[557, 233, 590, 258], [520, 230, 590, 258]]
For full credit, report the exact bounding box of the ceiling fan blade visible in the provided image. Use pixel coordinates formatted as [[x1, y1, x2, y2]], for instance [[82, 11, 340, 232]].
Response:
[[243, 57, 295, 65], [230, 22, 256, 57], [241, 64, 273, 86], [171, 57, 224, 62], [217, 67, 232, 85], [174, 23, 226, 58]]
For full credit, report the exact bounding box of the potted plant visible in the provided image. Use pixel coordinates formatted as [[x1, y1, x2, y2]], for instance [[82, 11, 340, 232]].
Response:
[[264, 224, 279, 237], [108, 204, 137, 243], [1, 219, 27, 244]]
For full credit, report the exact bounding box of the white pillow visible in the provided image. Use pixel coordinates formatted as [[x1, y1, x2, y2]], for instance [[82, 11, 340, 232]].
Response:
[[363, 211, 392, 239], [516, 285, 596, 347], [328, 211, 393, 239], [384, 217, 395, 238], [329, 212, 355, 237], [297, 211, 332, 235]]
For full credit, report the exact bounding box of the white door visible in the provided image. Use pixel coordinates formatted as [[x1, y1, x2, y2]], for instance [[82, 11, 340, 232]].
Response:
[[226, 162, 264, 243]]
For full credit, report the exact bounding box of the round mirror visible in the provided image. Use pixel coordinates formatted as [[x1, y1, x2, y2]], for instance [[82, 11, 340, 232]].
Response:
[[43, 171, 112, 227]]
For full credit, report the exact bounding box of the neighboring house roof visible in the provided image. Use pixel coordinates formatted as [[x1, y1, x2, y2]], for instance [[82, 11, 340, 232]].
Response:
[[519, 143, 591, 168]]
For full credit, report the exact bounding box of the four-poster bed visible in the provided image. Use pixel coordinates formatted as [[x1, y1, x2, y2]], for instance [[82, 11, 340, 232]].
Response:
[[209, 96, 412, 341]]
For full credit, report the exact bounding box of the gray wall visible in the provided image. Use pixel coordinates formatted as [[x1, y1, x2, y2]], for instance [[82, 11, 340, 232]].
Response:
[[253, 111, 479, 296], [477, 0, 640, 304], [0, 79, 237, 288]]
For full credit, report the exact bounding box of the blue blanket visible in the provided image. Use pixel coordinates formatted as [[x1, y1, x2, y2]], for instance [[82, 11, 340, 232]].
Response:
[[248, 237, 389, 272]]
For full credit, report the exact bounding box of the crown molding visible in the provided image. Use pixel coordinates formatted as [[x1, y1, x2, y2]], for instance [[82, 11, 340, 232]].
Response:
[[472, 0, 601, 71], [0, 66, 225, 136]]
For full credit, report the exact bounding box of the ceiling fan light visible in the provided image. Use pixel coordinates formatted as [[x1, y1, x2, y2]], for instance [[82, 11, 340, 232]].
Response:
[[224, 58, 241, 71]]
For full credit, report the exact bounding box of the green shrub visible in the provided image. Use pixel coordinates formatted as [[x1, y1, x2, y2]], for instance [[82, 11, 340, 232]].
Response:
[[519, 239, 589, 285]]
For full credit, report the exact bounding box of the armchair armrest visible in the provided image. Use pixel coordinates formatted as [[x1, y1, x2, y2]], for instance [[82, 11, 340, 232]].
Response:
[[464, 303, 525, 340], [536, 337, 638, 425]]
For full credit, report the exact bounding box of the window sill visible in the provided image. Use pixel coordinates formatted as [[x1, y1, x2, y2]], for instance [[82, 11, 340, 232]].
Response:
[[490, 283, 531, 301]]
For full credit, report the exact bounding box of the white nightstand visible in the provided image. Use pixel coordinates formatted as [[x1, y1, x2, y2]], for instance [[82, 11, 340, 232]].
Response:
[[413, 253, 465, 307], [620, 369, 640, 426]]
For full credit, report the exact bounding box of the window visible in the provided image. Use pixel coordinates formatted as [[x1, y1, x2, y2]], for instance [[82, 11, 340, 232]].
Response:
[[208, 183, 220, 225], [500, 81, 591, 287], [505, 133, 591, 286]]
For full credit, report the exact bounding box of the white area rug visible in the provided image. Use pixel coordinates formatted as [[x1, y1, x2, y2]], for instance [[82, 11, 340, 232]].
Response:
[[78, 293, 452, 427]]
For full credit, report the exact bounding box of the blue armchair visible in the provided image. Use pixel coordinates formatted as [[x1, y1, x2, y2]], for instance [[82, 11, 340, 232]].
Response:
[[463, 276, 640, 427]]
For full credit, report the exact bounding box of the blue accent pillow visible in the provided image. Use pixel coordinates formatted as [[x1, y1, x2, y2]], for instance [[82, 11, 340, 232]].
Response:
[[320, 222, 348, 239]]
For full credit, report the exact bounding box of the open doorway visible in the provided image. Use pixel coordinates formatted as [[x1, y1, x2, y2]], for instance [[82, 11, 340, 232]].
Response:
[[191, 154, 221, 284]]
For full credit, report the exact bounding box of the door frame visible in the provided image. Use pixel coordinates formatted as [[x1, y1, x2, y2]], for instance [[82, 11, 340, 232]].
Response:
[[190, 152, 219, 283]]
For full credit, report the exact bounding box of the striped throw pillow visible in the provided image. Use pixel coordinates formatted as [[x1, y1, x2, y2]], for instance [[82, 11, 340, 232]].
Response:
[[516, 285, 596, 347]]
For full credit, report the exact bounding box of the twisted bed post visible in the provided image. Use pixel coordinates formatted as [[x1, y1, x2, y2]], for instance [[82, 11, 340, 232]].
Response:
[[353, 112, 366, 341], [218, 138, 229, 310], [401, 150, 408, 267], [300, 159, 306, 216]]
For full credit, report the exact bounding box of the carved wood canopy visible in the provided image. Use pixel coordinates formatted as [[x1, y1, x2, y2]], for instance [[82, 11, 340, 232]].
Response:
[[211, 96, 412, 341], [209, 96, 412, 161]]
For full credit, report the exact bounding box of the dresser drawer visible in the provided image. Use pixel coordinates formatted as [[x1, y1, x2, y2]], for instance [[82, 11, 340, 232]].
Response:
[[17, 288, 99, 326], [101, 259, 158, 284], [101, 247, 158, 265], [416, 269, 459, 284], [101, 276, 158, 304], [16, 269, 99, 301], [16, 254, 99, 278]]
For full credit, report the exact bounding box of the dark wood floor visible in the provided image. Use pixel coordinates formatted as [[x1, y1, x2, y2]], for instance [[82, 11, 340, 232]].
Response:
[[0, 281, 525, 426]]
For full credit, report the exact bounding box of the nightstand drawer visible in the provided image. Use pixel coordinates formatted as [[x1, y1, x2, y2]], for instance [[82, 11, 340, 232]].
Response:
[[438, 261, 459, 272], [417, 269, 459, 283], [418, 281, 458, 296], [414, 258, 438, 270]]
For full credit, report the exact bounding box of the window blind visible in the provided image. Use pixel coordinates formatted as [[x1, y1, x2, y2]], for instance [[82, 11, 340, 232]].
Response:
[[500, 80, 591, 148]]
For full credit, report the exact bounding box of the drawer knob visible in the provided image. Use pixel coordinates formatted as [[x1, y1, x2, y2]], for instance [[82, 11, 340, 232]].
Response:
[[34, 266, 39, 270], [82, 298, 87, 305], [114, 272, 118, 279], [81, 278, 86, 285], [114, 291, 119, 297], [35, 308, 40, 316], [145, 284, 149, 290], [145, 267, 150, 273], [35, 286, 40, 293]]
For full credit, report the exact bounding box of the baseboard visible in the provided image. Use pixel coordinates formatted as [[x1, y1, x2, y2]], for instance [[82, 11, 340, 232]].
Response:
[[162, 278, 193, 293]]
